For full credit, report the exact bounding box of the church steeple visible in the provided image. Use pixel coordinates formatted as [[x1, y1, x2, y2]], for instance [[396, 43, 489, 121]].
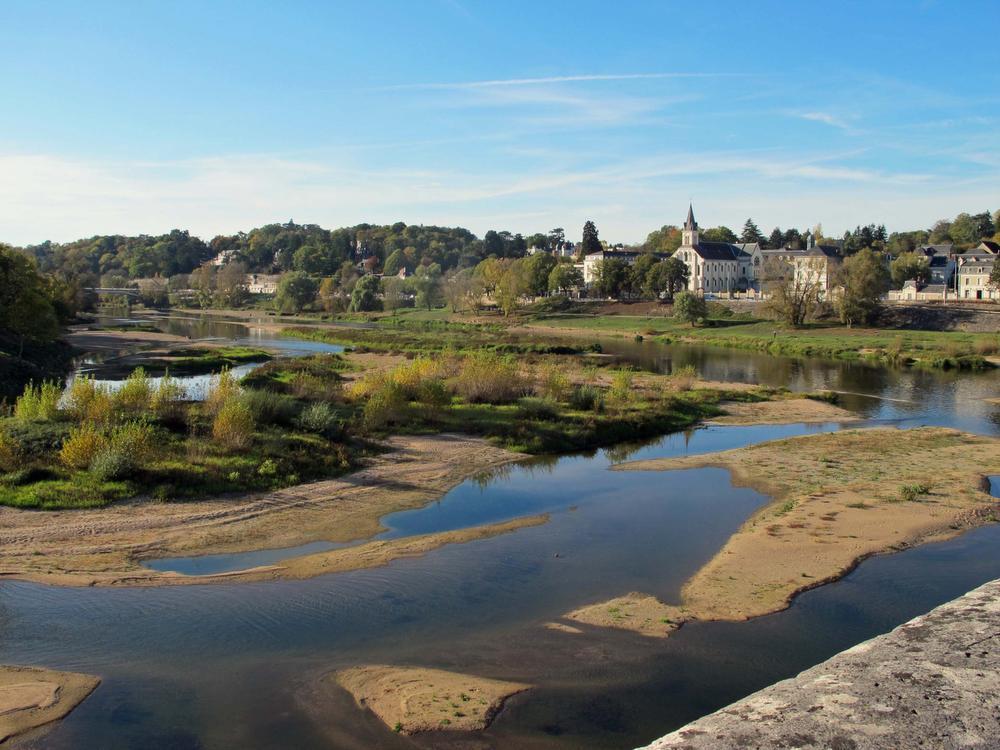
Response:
[[682, 203, 699, 247]]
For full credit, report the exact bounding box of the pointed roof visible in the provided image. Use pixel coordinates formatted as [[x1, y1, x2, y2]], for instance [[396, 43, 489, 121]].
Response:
[[684, 203, 697, 231]]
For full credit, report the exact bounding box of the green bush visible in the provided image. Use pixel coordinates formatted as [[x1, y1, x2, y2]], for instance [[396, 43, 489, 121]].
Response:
[[899, 483, 931, 502], [362, 382, 407, 430], [669, 364, 697, 391], [115, 368, 152, 412], [243, 388, 299, 427], [89, 447, 132, 481], [608, 369, 635, 407], [518, 397, 559, 421], [568, 384, 600, 411], [0, 430, 23, 472], [60, 423, 108, 469], [14, 381, 62, 422], [150, 373, 186, 421], [4, 420, 70, 458], [452, 351, 527, 404], [295, 401, 342, 438], [212, 397, 255, 449]]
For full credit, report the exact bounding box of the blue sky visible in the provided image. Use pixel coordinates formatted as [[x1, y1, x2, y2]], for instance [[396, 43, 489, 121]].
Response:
[[1, 0, 998, 245]]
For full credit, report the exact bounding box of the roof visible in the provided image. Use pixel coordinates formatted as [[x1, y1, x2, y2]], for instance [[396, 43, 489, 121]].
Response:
[[733, 243, 761, 253], [684, 204, 697, 231], [689, 241, 748, 261], [977, 240, 1000, 254], [928, 256, 950, 267], [805, 245, 842, 259], [917, 243, 954, 256]]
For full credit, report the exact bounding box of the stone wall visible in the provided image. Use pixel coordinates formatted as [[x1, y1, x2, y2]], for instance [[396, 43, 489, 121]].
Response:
[[640, 578, 1000, 750]]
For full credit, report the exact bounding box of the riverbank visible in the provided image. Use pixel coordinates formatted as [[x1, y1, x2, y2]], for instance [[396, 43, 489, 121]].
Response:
[[564, 427, 1000, 637], [0, 434, 526, 586], [0, 665, 99, 744]]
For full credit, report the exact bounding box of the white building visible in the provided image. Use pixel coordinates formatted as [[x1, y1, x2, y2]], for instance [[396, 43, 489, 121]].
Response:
[[673, 205, 761, 295], [956, 254, 997, 301], [245, 273, 281, 295]]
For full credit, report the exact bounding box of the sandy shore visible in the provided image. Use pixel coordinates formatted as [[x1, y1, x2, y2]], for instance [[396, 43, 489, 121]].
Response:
[[566, 427, 1000, 637], [707, 397, 860, 425], [0, 666, 99, 744], [335, 665, 530, 734], [0, 434, 527, 587]]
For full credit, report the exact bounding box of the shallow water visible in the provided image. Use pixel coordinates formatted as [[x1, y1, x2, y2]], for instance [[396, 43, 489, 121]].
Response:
[[5, 316, 1000, 749]]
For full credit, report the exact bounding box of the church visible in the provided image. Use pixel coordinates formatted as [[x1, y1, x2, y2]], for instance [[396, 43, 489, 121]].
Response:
[[672, 205, 763, 295]]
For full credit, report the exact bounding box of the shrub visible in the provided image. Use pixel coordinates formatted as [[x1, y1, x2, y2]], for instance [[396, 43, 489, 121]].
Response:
[[452, 352, 527, 404], [518, 396, 559, 421], [416, 378, 451, 410], [66, 376, 102, 420], [0, 431, 23, 472], [115, 368, 152, 412], [205, 369, 240, 416], [243, 388, 299, 426], [538, 365, 570, 401], [14, 381, 62, 422], [151, 373, 186, 421], [60, 423, 108, 469], [568, 384, 600, 411], [669, 364, 697, 391], [89, 447, 132, 481], [361, 382, 407, 430], [974, 337, 999, 356], [109, 420, 157, 464], [899, 483, 931, 502], [608, 369, 634, 407], [295, 401, 342, 438], [391, 357, 443, 399], [212, 397, 255, 449]]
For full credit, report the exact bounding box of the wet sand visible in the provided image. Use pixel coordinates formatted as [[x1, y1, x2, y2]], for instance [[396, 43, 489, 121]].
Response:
[[707, 397, 860, 425], [568, 427, 1000, 636], [0, 666, 99, 744], [335, 666, 530, 734], [0, 435, 526, 587]]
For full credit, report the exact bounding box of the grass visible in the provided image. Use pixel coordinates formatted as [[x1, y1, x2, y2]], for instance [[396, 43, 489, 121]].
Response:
[[531, 314, 998, 370]]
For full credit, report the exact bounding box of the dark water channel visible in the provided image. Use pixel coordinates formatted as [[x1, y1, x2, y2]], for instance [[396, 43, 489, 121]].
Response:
[[4, 315, 1000, 749]]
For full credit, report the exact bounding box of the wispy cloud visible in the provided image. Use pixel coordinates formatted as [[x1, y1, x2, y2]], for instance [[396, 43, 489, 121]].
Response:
[[795, 111, 855, 131], [378, 72, 733, 91]]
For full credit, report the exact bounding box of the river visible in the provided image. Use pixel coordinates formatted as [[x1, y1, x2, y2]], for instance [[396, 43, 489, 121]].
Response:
[[4, 314, 1000, 749]]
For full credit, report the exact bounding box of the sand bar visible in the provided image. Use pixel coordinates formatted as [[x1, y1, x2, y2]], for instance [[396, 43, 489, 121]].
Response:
[[335, 665, 530, 734], [0, 434, 525, 587], [0, 666, 99, 743], [707, 397, 859, 425], [568, 427, 1000, 636]]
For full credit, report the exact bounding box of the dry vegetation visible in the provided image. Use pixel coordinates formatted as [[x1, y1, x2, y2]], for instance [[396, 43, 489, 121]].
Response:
[[335, 665, 530, 734]]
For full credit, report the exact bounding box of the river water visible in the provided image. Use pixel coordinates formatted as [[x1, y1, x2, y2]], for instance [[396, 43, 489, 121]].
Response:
[[4, 315, 1000, 749]]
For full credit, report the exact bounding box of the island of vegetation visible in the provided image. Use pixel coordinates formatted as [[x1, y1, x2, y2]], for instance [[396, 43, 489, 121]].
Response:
[[0, 665, 100, 744], [334, 665, 530, 734], [563, 427, 1000, 637]]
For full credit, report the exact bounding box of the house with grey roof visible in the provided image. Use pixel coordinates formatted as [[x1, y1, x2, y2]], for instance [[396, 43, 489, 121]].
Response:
[[673, 205, 761, 295]]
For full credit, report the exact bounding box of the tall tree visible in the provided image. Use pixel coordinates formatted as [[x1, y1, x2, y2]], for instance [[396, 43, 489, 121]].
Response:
[[837, 249, 890, 327], [701, 226, 738, 243], [645, 225, 682, 253], [548, 264, 584, 295], [673, 292, 707, 326], [580, 221, 601, 257], [274, 272, 318, 314], [645, 257, 689, 302], [767, 227, 784, 249], [740, 219, 765, 245], [762, 257, 822, 327], [592, 258, 629, 298], [890, 253, 931, 288]]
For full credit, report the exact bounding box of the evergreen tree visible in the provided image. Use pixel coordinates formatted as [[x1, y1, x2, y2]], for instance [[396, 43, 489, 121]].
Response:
[[768, 227, 784, 249], [580, 221, 601, 257], [741, 219, 765, 245]]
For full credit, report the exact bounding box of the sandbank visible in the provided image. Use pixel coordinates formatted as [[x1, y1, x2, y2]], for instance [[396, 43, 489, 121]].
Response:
[[335, 665, 530, 734], [0, 666, 99, 743], [0, 434, 526, 587], [568, 427, 1000, 636], [706, 397, 860, 425]]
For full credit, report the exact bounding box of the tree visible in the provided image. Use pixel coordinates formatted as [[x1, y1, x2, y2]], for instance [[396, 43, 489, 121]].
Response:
[[628, 254, 659, 298], [522, 253, 557, 297], [274, 272, 318, 314], [673, 292, 707, 326], [0, 245, 61, 355], [495, 259, 527, 316], [950, 212, 995, 246], [645, 225, 682, 254], [890, 253, 931, 288], [383, 248, 407, 276], [645, 257, 690, 302], [580, 220, 601, 257], [592, 258, 630, 298], [762, 257, 822, 327], [837, 249, 889, 327], [741, 219, 765, 245], [474, 257, 504, 297], [990, 260, 1000, 291], [701, 226, 738, 243], [783, 228, 803, 249], [526, 233, 549, 252], [548, 263, 583, 295], [317, 276, 341, 313], [189, 263, 216, 309], [215, 262, 249, 307], [444, 268, 485, 312], [768, 227, 784, 249], [547, 228, 565, 250], [411, 263, 442, 310], [483, 230, 504, 258], [349, 274, 381, 312]]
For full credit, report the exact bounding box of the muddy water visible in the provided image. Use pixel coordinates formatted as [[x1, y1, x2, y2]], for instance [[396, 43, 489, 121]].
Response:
[[4, 317, 1000, 749]]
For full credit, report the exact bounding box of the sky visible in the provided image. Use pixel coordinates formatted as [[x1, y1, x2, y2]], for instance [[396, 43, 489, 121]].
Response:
[[1, 0, 999, 246]]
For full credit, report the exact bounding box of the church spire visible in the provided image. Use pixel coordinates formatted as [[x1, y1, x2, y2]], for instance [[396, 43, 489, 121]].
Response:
[[684, 203, 697, 231]]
